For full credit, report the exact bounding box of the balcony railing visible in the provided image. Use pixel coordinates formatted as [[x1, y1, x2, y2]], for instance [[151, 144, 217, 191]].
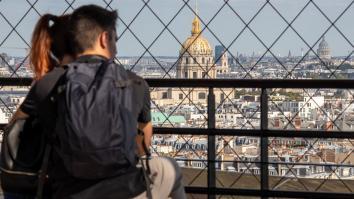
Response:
[[1, 78, 354, 199]]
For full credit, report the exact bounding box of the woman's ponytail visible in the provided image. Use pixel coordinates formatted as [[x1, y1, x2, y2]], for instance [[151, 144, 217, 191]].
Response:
[[29, 14, 57, 80]]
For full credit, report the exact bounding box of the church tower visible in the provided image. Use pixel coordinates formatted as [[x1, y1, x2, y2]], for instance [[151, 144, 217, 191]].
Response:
[[216, 47, 229, 76], [176, 4, 215, 79]]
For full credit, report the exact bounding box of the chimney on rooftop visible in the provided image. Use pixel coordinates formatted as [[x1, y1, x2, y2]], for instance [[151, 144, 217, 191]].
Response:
[[274, 118, 280, 128], [294, 116, 301, 130]]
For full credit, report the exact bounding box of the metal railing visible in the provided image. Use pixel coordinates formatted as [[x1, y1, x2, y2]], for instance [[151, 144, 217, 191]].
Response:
[[150, 78, 354, 199], [1, 77, 354, 199]]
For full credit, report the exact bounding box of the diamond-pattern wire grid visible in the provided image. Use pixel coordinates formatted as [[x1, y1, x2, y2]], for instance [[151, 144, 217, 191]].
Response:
[[0, 0, 354, 196], [267, 87, 354, 191], [268, 138, 354, 193]]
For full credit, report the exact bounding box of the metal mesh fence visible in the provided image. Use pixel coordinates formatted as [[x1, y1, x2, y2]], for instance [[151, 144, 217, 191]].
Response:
[[0, 0, 354, 198]]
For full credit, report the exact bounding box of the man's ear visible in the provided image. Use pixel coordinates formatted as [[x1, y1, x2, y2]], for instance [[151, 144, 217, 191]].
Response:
[[99, 31, 110, 50]]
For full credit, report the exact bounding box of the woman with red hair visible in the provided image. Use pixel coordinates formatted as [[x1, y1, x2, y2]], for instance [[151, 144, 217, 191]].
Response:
[[30, 14, 73, 80], [10, 13, 74, 122], [5, 13, 74, 199]]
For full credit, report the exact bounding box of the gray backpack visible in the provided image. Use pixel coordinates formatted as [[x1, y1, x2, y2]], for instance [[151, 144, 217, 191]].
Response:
[[54, 57, 140, 179]]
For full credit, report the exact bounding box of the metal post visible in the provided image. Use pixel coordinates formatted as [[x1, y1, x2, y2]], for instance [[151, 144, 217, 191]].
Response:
[[260, 88, 269, 199], [208, 87, 216, 199]]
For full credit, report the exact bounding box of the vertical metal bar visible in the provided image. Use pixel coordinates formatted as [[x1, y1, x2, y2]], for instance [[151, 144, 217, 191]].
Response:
[[208, 87, 216, 199], [260, 88, 269, 199]]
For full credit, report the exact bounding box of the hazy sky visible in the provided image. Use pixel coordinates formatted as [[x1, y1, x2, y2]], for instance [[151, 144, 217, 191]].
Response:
[[0, 0, 353, 57]]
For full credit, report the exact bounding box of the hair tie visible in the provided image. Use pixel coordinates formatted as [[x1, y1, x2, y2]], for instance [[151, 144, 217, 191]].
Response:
[[48, 15, 58, 27]]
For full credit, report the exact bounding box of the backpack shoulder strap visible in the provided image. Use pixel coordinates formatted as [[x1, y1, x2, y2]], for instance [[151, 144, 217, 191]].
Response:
[[36, 144, 51, 199], [35, 67, 66, 101], [33, 67, 66, 199]]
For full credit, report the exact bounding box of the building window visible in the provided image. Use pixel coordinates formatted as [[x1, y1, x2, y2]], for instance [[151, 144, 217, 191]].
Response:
[[198, 92, 206, 99], [193, 57, 197, 64], [202, 72, 206, 78], [193, 72, 197, 79], [185, 72, 188, 78], [186, 57, 189, 64], [202, 57, 205, 64], [179, 94, 183, 99], [162, 92, 168, 99]]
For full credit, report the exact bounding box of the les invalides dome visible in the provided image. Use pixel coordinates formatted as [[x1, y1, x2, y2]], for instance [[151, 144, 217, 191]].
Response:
[[180, 16, 212, 55], [177, 12, 216, 79]]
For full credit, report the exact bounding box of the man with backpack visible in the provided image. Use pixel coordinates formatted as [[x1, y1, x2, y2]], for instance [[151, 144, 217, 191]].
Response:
[[15, 4, 186, 199]]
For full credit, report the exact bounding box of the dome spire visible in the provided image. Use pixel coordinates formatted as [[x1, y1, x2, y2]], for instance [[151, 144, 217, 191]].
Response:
[[191, 0, 201, 36], [196, 0, 198, 15]]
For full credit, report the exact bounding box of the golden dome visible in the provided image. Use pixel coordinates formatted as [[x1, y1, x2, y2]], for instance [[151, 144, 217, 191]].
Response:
[[180, 15, 212, 55]]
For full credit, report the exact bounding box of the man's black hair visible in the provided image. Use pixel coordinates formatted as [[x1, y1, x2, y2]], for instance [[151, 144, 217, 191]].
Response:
[[70, 4, 117, 54]]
